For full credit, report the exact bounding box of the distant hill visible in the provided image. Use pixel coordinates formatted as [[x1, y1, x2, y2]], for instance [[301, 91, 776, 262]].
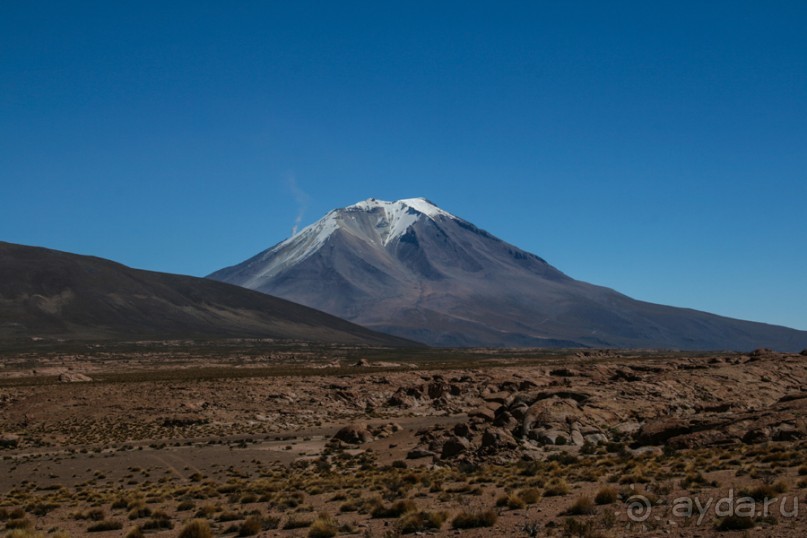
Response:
[[0, 241, 416, 346], [211, 197, 807, 351]]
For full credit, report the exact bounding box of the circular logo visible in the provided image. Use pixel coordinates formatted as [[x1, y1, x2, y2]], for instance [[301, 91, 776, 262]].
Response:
[[627, 494, 652, 522]]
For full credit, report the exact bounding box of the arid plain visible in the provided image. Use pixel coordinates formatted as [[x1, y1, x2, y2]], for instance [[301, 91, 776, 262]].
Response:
[[1, 341, 805, 537]]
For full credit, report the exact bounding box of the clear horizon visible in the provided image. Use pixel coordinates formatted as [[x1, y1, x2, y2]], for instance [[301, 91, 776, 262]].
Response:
[[2, 2, 806, 330]]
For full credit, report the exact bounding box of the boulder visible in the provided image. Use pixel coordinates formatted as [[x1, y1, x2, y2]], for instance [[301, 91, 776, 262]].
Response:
[[529, 428, 568, 445], [667, 430, 737, 449], [372, 423, 401, 439], [636, 417, 730, 446], [406, 448, 436, 460], [334, 424, 373, 445], [441, 436, 471, 459], [742, 427, 771, 444], [518, 380, 538, 391], [772, 423, 805, 441], [0, 434, 19, 449], [58, 372, 92, 382], [427, 382, 450, 399], [611, 369, 642, 382], [453, 422, 471, 438], [483, 391, 513, 405], [614, 421, 642, 435], [631, 446, 664, 457], [481, 428, 518, 451], [510, 403, 529, 421], [469, 407, 496, 422], [584, 433, 609, 445], [493, 411, 518, 430], [387, 388, 415, 408], [635, 418, 696, 445], [522, 397, 583, 439]]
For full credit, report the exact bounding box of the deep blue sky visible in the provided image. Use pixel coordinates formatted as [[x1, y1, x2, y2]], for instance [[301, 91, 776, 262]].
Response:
[[2, 2, 806, 330]]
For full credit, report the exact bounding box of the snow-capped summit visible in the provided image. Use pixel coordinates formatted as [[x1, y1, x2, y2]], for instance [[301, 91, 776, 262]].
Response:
[[348, 197, 456, 221], [343, 197, 455, 246], [209, 198, 807, 350], [214, 198, 462, 287]]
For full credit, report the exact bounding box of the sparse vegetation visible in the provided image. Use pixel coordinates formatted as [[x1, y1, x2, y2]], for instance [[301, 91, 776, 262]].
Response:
[[307, 514, 338, 538], [496, 493, 526, 510], [87, 520, 123, 532], [565, 496, 596, 516], [451, 509, 497, 529], [177, 519, 212, 538], [397, 511, 445, 534], [2, 344, 807, 537], [594, 486, 618, 505], [371, 499, 417, 518], [544, 479, 571, 497]]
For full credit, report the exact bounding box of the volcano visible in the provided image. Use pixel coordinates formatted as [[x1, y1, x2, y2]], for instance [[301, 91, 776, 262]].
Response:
[[210, 198, 807, 350]]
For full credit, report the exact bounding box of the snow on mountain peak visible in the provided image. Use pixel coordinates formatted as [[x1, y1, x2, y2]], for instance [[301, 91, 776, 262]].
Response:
[[247, 197, 454, 282], [399, 198, 454, 219], [346, 197, 456, 246], [349, 197, 454, 220]]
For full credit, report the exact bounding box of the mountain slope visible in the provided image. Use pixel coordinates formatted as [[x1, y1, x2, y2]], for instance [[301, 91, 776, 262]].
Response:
[[0, 241, 416, 346], [210, 198, 807, 351]]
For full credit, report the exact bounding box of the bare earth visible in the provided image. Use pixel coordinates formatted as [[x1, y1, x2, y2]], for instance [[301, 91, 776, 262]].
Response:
[[0, 343, 805, 537]]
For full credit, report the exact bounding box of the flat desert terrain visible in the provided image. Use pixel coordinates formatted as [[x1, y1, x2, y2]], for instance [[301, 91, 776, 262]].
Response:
[[0, 342, 805, 537]]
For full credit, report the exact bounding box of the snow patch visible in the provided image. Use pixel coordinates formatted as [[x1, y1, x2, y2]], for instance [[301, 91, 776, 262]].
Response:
[[347, 197, 455, 244], [398, 198, 454, 219]]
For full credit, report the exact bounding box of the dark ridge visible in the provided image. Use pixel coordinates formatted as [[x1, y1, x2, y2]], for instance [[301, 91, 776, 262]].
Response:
[[0, 241, 420, 347]]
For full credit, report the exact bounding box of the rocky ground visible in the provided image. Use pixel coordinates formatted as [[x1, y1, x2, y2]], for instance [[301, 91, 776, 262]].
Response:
[[0, 342, 805, 537]]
